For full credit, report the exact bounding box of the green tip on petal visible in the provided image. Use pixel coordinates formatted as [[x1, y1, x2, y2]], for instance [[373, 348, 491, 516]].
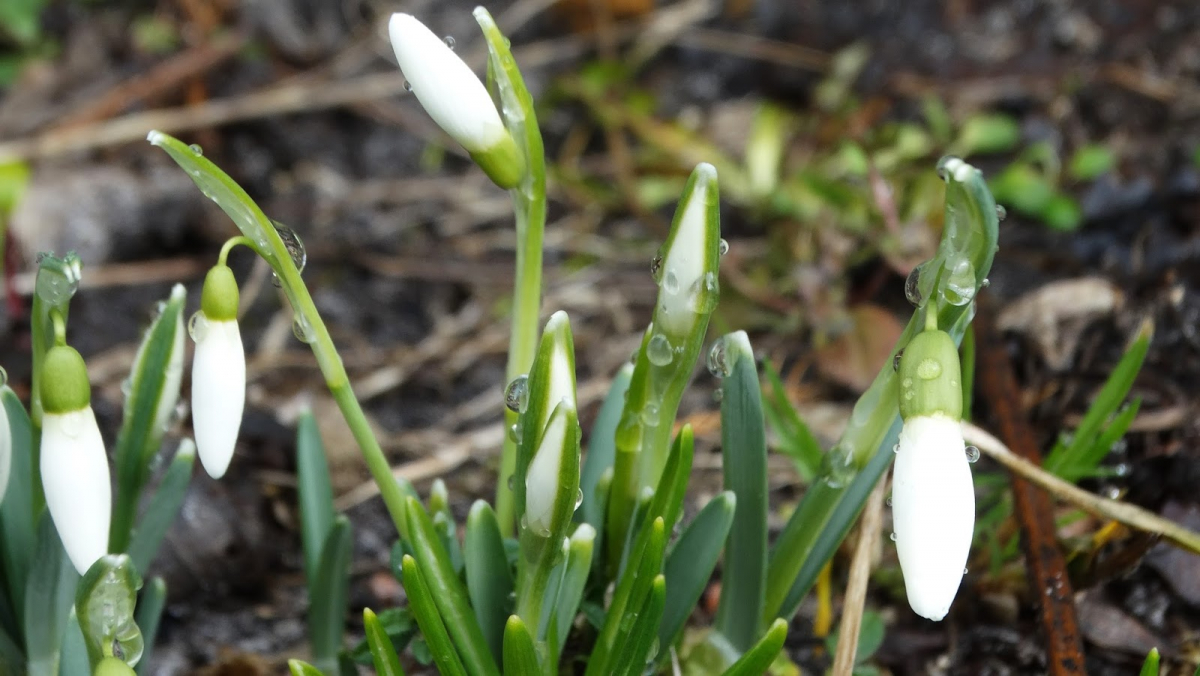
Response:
[[470, 133, 525, 190], [42, 345, 90, 413], [201, 264, 240, 321], [95, 657, 137, 676], [898, 329, 963, 421]]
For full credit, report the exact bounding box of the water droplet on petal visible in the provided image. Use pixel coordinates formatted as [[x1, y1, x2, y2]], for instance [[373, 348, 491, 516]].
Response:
[[187, 311, 209, 342], [647, 334, 673, 366], [916, 358, 942, 380], [504, 375, 530, 413], [707, 339, 729, 378], [443, 36, 456, 49], [663, 270, 679, 294], [889, 532, 898, 542], [994, 204, 1007, 221], [640, 402, 660, 426], [965, 445, 980, 463], [403, 80, 412, 92], [905, 263, 925, 306]]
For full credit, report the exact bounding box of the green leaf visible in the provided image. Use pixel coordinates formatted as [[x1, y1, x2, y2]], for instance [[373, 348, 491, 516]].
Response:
[[549, 523, 594, 657], [399, 556, 468, 676], [128, 440, 195, 575], [0, 160, 30, 215], [960, 325, 975, 420], [989, 163, 1054, 216], [659, 492, 735, 658], [1044, 321, 1150, 480], [1068, 144, 1116, 181], [609, 575, 665, 676], [0, 621, 24, 676], [309, 517, 352, 674], [714, 333, 769, 652], [1139, 647, 1159, 676], [349, 607, 418, 666], [501, 616, 539, 675], [133, 578, 167, 676], [25, 514, 78, 676], [1042, 193, 1082, 231], [825, 610, 885, 664], [760, 360, 822, 481], [59, 613, 88, 676], [954, 113, 1021, 156], [75, 554, 143, 670], [464, 501, 513, 665], [288, 660, 326, 676], [404, 497, 500, 676], [110, 284, 187, 554], [296, 411, 336, 592], [585, 517, 667, 676], [581, 363, 633, 538], [1, 387, 36, 623], [719, 619, 788, 676], [363, 608, 406, 676]]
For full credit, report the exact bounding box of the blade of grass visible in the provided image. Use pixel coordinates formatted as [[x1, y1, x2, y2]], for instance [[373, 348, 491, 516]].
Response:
[[761, 359, 822, 480], [364, 608, 407, 676], [405, 497, 500, 676], [128, 440, 196, 575], [610, 575, 666, 676], [585, 517, 667, 676], [659, 491, 735, 658], [288, 660, 326, 676], [501, 616, 540, 675], [309, 516, 352, 674], [715, 332, 768, 651], [296, 410, 336, 594], [464, 501, 514, 665], [0, 387, 35, 626], [400, 555, 468, 676], [1138, 647, 1159, 676], [550, 524, 595, 658], [719, 619, 788, 676]]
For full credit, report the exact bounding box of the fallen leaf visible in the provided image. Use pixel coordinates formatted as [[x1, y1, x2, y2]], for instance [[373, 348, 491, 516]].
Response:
[[816, 304, 903, 392]]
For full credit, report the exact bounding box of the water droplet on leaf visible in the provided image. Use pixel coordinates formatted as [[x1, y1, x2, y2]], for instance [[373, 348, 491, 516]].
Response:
[[271, 220, 307, 274], [718, 238, 729, 256], [188, 144, 203, 156], [292, 316, 313, 343], [904, 263, 925, 306], [504, 375, 529, 413], [647, 334, 673, 366], [994, 204, 1007, 221], [707, 339, 729, 378]]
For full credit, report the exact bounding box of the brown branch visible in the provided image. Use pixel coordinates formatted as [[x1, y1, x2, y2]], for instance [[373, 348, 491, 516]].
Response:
[[974, 306, 1087, 675]]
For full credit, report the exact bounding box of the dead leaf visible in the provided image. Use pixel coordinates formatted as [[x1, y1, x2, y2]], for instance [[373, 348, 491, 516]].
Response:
[[815, 304, 903, 392], [998, 277, 1123, 370]]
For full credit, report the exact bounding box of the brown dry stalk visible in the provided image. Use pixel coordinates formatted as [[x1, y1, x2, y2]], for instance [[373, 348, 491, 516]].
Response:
[[831, 474, 888, 676]]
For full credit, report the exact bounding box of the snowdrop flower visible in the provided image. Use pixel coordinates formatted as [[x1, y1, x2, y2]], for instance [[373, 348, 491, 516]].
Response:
[[388, 12, 524, 189], [656, 163, 720, 335], [524, 399, 578, 537], [190, 264, 245, 479], [892, 327, 975, 621], [40, 345, 111, 574]]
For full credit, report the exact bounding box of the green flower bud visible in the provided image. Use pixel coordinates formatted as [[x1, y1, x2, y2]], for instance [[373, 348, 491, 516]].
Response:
[[94, 657, 136, 676], [42, 345, 91, 414], [200, 264, 239, 322], [898, 329, 962, 421]]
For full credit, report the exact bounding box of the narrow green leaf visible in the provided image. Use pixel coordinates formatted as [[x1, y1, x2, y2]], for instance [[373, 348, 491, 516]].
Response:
[[610, 575, 666, 676], [501, 616, 540, 675], [288, 660, 326, 676], [715, 332, 768, 652], [1069, 145, 1116, 181], [400, 556, 468, 676], [134, 578, 167, 676], [954, 113, 1020, 156], [364, 608, 406, 676], [110, 284, 187, 553], [660, 492, 735, 656], [309, 516, 352, 674], [0, 620, 24, 676], [296, 410, 336, 593], [761, 360, 821, 480], [405, 497, 500, 676], [585, 517, 667, 676], [25, 514, 79, 676], [720, 619, 788, 676], [59, 613, 88, 676], [960, 325, 975, 420], [581, 363, 633, 534], [464, 501, 514, 665], [0, 387, 36, 623], [128, 440, 195, 575], [550, 524, 595, 657], [1138, 647, 1159, 676], [75, 554, 142, 670]]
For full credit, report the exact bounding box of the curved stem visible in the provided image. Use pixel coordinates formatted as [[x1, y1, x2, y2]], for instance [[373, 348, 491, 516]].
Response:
[[50, 310, 66, 346], [218, 235, 256, 266]]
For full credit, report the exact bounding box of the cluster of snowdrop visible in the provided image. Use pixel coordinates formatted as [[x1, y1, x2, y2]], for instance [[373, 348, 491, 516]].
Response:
[[31, 259, 247, 575]]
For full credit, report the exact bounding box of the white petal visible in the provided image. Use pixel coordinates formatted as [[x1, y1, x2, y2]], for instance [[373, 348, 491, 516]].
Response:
[[389, 13, 506, 152], [525, 401, 570, 535], [192, 318, 245, 479], [892, 414, 975, 621], [0, 399, 11, 505], [659, 163, 716, 334], [541, 312, 576, 434], [41, 408, 112, 575]]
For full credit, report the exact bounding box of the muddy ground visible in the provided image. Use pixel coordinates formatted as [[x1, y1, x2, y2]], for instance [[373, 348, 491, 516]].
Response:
[[2, 0, 1200, 674]]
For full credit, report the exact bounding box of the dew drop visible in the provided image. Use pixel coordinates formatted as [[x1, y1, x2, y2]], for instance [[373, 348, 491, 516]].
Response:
[[188, 143, 203, 156], [994, 204, 1007, 221], [885, 495, 893, 507], [271, 220, 307, 274], [292, 316, 313, 343], [942, 258, 976, 306], [712, 388, 723, 402], [187, 311, 209, 342], [504, 375, 530, 413], [575, 489, 584, 509], [892, 443, 900, 454], [507, 423, 520, 444], [443, 36, 456, 49], [901, 378, 913, 388], [904, 263, 925, 306], [60, 409, 86, 439], [663, 270, 679, 294], [688, 272, 720, 313], [646, 334, 673, 366], [707, 339, 729, 378], [965, 445, 980, 463], [120, 377, 132, 398], [650, 254, 664, 282], [718, 238, 729, 256], [640, 402, 660, 426], [916, 358, 942, 380], [403, 80, 412, 92], [963, 567, 969, 575], [889, 532, 898, 542], [507, 474, 515, 490]]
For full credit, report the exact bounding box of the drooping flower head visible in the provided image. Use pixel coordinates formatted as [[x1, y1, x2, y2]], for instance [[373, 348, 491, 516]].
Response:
[[191, 263, 246, 479], [891, 327, 975, 621], [40, 344, 111, 574]]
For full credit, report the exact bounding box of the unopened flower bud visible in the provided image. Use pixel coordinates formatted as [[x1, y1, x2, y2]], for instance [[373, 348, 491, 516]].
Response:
[[191, 264, 245, 479]]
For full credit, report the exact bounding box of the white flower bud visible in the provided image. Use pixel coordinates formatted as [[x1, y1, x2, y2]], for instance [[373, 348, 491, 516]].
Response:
[[0, 396, 11, 506], [891, 414, 975, 621], [41, 407, 111, 574], [540, 311, 576, 435], [191, 316, 245, 479], [524, 399, 575, 536], [657, 163, 719, 335]]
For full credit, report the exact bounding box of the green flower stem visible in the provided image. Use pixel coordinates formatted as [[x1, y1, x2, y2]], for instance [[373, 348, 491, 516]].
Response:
[[475, 7, 548, 536], [762, 157, 1000, 624], [217, 235, 254, 266], [514, 544, 555, 641]]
